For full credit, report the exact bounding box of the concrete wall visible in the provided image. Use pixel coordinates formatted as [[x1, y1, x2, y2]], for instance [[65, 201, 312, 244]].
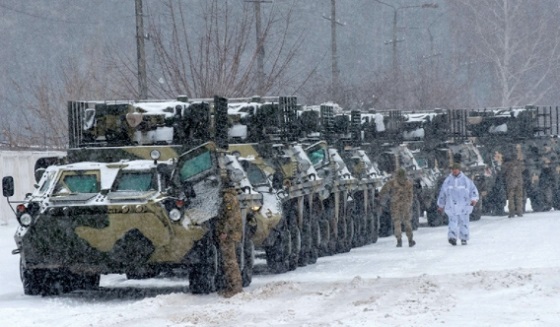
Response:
[[0, 150, 65, 225]]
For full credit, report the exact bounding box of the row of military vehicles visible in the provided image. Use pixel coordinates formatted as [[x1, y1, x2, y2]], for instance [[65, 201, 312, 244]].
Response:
[[3, 95, 560, 296]]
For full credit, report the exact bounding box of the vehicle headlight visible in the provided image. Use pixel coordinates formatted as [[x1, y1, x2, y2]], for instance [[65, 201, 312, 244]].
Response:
[[298, 160, 311, 173], [19, 213, 33, 227], [251, 205, 261, 212], [150, 150, 161, 161], [169, 208, 182, 221], [229, 168, 245, 183]]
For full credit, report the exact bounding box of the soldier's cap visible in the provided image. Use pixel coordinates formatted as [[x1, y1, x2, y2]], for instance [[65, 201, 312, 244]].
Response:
[[451, 162, 462, 170]]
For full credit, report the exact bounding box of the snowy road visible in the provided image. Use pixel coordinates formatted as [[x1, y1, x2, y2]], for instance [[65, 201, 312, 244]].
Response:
[[1, 212, 560, 326]]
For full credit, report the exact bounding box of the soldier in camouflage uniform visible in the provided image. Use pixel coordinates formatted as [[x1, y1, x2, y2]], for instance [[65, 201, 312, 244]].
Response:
[[538, 157, 557, 212], [379, 168, 415, 247], [216, 177, 243, 298], [501, 155, 524, 218]]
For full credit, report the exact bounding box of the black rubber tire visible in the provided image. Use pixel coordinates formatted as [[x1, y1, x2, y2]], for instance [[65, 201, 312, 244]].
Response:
[[240, 239, 254, 287], [469, 200, 482, 221], [345, 213, 355, 253], [426, 208, 444, 227], [20, 258, 45, 296], [370, 210, 379, 244], [189, 236, 217, 295], [308, 219, 320, 264], [378, 209, 393, 237], [265, 225, 291, 274], [298, 208, 311, 267], [78, 274, 101, 290], [411, 198, 421, 230]]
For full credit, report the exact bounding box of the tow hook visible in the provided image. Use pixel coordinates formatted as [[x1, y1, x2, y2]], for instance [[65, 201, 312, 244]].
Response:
[[12, 248, 21, 255]]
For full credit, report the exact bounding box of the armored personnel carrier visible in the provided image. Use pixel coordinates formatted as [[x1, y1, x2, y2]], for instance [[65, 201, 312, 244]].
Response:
[[465, 105, 560, 214], [302, 105, 384, 251], [227, 99, 380, 263], [2, 96, 261, 295]]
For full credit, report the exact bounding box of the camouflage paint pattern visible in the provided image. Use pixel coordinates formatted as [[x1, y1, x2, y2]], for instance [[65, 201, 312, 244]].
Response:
[[379, 173, 414, 242], [216, 188, 243, 297]]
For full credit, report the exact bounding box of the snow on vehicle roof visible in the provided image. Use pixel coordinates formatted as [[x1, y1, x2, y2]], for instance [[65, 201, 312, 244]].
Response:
[[404, 112, 440, 122], [133, 101, 190, 118]]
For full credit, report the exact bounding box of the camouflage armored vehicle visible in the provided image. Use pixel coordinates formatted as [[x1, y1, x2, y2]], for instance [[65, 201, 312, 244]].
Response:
[[340, 147, 385, 247], [229, 142, 325, 272], [300, 105, 383, 251], [226, 96, 328, 272], [305, 140, 358, 254], [465, 105, 560, 214], [2, 96, 261, 295], [367, 108, 492, 227]]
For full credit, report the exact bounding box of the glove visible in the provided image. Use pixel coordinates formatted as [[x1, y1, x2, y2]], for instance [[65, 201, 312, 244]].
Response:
[[470, 200, 477, 206]]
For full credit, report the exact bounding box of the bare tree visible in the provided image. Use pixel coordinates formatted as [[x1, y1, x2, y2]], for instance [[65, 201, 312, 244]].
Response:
[[447, 0, 560, 106], [140, 0, 307, 99], [1, 44, 129, 149]]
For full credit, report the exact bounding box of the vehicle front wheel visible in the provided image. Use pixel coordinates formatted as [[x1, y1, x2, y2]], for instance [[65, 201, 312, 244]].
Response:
[[20, 259, 46, 296], [238, 238, 254, 287], [265, 225, 291, 274], [190, 236, 218, 295]]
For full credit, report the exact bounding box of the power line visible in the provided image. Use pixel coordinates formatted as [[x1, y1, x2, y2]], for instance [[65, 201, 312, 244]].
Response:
[[0, 3, 97, 25]]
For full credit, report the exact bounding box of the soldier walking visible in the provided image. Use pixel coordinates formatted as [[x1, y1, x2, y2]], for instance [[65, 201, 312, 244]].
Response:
[[216, 175, 243, 298], [437, 163, 479, 246], [501, 155, 524, 217], [379, 168, 415, 247], [538, 158, 557, 211]]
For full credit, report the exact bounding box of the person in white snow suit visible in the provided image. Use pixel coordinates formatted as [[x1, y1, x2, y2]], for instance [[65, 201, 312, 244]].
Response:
[[437, 162, 479, 246]]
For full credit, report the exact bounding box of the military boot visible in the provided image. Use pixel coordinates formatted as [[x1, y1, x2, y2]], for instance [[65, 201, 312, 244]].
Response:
[[396, 239, 402, 247], [409, 240, 416, 247]]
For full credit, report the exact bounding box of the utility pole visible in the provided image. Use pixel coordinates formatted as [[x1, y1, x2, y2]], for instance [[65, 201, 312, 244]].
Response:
[[135, 0, 148, 100], [246, 0, 272, 96], [254, 0, 265, 95], [323, 0, 344, 104], [331, 0, 339, 103], [376, 1, 438, 108]]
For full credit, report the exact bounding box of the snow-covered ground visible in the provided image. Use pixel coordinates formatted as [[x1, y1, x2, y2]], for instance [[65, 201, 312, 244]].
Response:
[[1, 212, 560, 327]]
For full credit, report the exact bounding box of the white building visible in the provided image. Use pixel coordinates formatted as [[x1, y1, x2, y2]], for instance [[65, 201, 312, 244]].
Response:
[[0, 149, 65, 225]]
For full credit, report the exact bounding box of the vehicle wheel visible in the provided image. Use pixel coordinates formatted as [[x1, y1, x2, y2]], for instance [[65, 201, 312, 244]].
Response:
[[308, 219, 320, 264], [320, 198, 335, 257], [469, 200, 482, 221], [298, 203, 312, 267], [189, 235, 217, 295], [336, 207, 348, 253], [426, 208, 443, 227], [239, 238, 254, 287], [411, 198, 421, 230], [351, 207, 364, 248], [378, 209, 393, 237], [20, 258, 45, 296], [366, 210, 379, 244], [345, 214, 355, 253], [78, 274, 101, 290], [265, 225, 291, 274], [318, 218, 331, 257]]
